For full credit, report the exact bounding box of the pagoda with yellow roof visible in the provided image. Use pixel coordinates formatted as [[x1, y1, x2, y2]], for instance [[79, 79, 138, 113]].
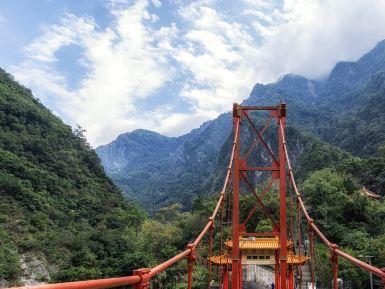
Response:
[[209, 236, 309, 289]]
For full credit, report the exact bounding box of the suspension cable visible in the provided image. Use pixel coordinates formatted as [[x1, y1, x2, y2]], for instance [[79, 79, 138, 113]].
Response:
[[220, 194, 225, 283], [208, 222, 214, 288], [278, 121, 385, 280], [289, 173, 294, 242], [309, 225, 316, 289], [297, 199, 303, 289]]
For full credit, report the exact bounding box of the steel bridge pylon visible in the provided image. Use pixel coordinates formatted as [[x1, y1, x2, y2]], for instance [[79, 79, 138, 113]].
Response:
[[231, 103, 288, 289], [4, 103, 385, 289]]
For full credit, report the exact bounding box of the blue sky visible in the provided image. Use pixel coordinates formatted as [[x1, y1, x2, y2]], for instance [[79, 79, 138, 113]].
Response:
[[1, 0, 385, 146]]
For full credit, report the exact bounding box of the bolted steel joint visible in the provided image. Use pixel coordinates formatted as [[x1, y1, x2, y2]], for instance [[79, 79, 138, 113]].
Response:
[[133, 268, 151, 289], [186, 244, 196, 263], [232, 103, 241, 117], [209, 217, 215, 229], [330, 243, 339, 250]]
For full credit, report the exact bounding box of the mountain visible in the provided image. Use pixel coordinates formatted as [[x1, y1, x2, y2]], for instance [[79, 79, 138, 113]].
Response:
[[0, 69, 146, 286], [97, 40, 385, 211], [320, 71, 385, 156], [322, 39, 385, 103], [97, 113, 231, 211]]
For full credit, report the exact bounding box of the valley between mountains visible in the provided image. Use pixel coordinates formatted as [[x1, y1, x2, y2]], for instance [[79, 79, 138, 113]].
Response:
[[1, 40, 385, 288]]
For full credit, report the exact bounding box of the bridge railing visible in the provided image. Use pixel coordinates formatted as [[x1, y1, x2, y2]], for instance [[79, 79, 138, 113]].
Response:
[[279, 121, 385, 287], [6, 107, 385, 289], [4, 118, 240, 289]]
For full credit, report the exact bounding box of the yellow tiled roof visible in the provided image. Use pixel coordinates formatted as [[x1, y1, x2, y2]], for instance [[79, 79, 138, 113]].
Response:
[[209, 252, 309, 265], [208, 254, 232, 265], [287, 253, 309, 265], [225, 237, 292, 250]]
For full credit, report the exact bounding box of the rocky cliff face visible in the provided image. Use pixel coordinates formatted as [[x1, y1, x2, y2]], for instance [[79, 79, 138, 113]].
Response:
[[97, 40, 385, 211], [97, 113, 231, 211]]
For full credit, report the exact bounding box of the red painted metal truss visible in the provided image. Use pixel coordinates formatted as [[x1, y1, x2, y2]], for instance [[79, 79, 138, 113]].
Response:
[[5, 104, 385, 289]]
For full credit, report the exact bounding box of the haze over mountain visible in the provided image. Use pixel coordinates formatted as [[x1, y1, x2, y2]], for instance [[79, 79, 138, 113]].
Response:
[[3, 1, 385, 287], [97, 40, 385, 211], [1, 37, 385, 289]]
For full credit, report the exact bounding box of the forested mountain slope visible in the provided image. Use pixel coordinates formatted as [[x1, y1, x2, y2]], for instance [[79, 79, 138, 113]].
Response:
[[0, 69, 146, 286], [96, 113, 231, 211], [98, 40, 385, 210]]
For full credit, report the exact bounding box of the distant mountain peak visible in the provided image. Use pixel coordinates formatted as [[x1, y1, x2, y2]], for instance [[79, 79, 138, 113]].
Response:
[[324, 39, 385, 97], [279, 73, 309, 82], [130, 129, 165, 136], [360, 39, 385, 60], [97, 38, 385, 211]]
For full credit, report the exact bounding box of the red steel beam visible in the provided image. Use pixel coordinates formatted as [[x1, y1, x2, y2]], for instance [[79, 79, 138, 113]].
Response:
[[334, 249, 385, 278], [242, 178, 274, 226], [150, 249, 191, 277], [240, 105, 280, 111], [5, 276, 141, 289], [231, 103, 241, 289], [241, 166, 279, 171], [243, 115, 272, 160], [278, 108, 287, 289], [242, 110, 279, 165], [241, 172, 279, 231]]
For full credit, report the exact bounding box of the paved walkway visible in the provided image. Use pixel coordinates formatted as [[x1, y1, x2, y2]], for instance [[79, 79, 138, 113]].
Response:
[[243, 281, 271, 289]]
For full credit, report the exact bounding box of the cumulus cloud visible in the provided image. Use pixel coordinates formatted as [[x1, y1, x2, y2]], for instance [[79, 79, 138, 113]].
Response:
[[248, 0, 385, 79], [173, 2, 260, 119], [10, 0, 385, 146], [13, 0, 175, 145]]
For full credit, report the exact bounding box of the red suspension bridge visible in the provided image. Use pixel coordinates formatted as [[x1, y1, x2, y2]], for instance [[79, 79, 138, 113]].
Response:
[[6, 104, 385, 289]]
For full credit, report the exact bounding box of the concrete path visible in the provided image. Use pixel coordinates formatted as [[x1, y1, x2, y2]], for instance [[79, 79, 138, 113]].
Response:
[[243, 281, 271, 289]]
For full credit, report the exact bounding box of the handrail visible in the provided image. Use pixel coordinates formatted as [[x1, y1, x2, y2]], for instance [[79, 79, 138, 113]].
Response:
[[5, 118, 241, 289], [5, 276, 141, 289], [9, 109, 384, 289], [149, 249, 191, 277], [279, 122, 385, 279]]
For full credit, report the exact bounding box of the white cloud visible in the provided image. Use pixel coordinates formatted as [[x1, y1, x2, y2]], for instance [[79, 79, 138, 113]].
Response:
[[251, 0, 385, 79], [10, 0, 385, 146], [24, 14, 95, 63], [12, 0, 175, 146], [174, 3, 259, 116]]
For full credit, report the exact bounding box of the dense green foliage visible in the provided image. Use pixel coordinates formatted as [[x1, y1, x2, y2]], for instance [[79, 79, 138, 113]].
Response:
[[0, 69, 149, 284], [300, 163, 385, 288], [0, 69, 220, 288], [2, 39, 385, 289], [320, 72, 385, 157]]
